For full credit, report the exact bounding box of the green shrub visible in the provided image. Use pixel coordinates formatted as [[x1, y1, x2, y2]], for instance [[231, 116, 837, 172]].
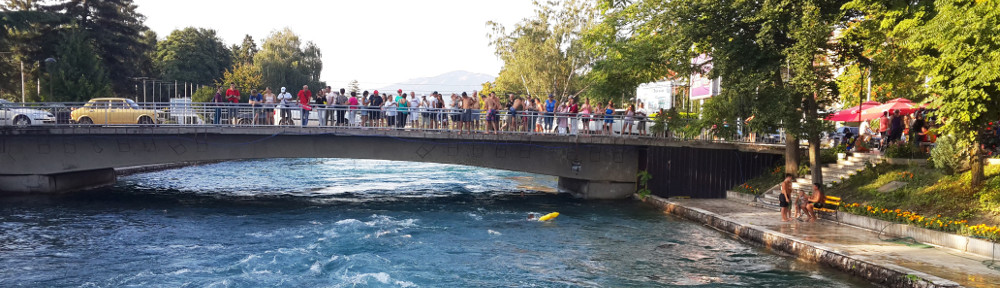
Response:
[[930, 135, 967, 174], [636, 170, 653, 199], [885, 142, 928, 159], [819, 146, 845, 164]]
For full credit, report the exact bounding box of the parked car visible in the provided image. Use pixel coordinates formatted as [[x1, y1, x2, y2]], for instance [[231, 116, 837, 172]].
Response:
[[827, 126, 859, 147], [71, 98, 162, 125], [0, 99, 56, 126]]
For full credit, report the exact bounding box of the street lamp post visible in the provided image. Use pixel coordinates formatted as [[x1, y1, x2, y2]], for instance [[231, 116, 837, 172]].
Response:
[[44, 57, 57, 101]]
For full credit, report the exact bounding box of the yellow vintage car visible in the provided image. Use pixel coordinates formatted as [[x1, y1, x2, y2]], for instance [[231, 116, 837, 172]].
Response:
[[71, 98, 161, 125]]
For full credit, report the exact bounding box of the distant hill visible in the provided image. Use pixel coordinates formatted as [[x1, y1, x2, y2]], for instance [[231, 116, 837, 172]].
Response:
[[378, 70, 495, 96]]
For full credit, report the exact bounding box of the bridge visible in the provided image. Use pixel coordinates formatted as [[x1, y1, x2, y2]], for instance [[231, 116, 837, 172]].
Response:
[[0, 102, 785, 199], [0, 126, 783, 199]]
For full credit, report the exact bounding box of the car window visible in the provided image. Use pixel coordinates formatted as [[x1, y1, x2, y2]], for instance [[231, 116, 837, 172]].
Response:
[[125, 99, 140, 109], [112, 100, 129, 109], [86, 100, 110, 108]]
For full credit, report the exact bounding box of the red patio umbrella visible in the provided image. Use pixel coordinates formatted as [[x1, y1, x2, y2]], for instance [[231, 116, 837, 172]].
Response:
[[825, 101, 881, 122], [857, 98, 919, 121]]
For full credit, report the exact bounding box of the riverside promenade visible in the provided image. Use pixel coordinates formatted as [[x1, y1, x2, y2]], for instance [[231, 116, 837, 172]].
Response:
[[640, 195, 1000, 287]]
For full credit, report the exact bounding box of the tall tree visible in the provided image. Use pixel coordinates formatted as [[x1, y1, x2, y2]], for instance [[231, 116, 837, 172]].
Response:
[[155, 27, 232, 84], [907, 0, 1000, 186], [488, 0, 596, 98], [232, 34, 258, 65], [44, 0, 150, 95], [254, 28, 324, 91], [835, 0, 933, 106], [46, 27, 112, 102], [0, 0, 59, 102]]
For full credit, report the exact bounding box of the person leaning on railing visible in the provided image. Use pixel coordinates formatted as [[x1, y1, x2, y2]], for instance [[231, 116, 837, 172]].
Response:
[[212, 87, 225, 125], [262, 87, 276, 125], [249, 89, 262, 125]]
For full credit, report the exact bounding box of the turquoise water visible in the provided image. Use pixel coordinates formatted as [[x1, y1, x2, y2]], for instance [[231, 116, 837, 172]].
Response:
[[0, 159, 871, 287]]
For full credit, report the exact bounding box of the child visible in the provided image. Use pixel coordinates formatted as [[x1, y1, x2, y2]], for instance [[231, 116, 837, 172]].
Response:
[[793, 189, 808, 219]]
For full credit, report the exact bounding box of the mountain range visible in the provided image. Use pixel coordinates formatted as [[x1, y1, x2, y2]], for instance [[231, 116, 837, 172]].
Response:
[[377, 70, 495, 96]]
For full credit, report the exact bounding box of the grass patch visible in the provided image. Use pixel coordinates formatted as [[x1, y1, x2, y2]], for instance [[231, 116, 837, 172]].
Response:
[[732, 165, 785, 195], [828, 162, 1000, 228]]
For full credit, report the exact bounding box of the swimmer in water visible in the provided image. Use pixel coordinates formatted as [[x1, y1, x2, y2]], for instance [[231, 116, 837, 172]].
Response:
[[527, 213, 536, 220]]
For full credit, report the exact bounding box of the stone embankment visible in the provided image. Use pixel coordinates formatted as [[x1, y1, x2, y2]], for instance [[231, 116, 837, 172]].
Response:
[[640, 195, 1000, 287]]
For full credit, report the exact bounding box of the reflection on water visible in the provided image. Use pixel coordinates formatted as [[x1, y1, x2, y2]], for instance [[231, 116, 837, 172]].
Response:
[[0, 159, 870, 287]]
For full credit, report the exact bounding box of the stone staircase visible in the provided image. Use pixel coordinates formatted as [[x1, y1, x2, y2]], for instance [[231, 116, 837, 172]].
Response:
[[757, 152, 883, 207]]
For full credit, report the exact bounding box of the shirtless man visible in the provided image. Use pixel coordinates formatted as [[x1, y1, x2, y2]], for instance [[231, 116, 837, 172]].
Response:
[[485, 92, 501, 134], [513, 96, 526, 132], [460, 92, 477, 134], [780, 174, 793, 222]]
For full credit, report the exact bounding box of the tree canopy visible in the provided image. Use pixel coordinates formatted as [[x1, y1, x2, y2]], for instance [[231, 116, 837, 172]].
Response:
[[488, 0, 596, 100], [254, 28, 324, 92], [155, 27, 232, 85]]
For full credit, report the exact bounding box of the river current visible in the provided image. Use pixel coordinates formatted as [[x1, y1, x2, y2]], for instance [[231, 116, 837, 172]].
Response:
[[0, 159, 870, 287]]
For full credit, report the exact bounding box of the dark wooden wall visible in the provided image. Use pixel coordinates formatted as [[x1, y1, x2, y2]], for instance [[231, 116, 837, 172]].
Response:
[[640, 146, 782, 198]]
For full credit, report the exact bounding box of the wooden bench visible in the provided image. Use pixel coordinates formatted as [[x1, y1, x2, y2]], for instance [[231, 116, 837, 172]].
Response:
[[816, 195, 841, 215]]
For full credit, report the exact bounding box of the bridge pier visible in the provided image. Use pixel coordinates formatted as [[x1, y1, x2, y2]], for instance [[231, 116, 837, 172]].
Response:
[[558, 177, 635, 200], [0, 169, 116, 194]]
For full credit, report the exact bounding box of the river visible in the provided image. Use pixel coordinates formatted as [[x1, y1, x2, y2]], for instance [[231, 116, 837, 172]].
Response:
[[0, 159, 870, 287]]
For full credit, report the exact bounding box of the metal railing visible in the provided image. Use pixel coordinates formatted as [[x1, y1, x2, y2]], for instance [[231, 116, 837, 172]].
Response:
[[0, 101, 786, 145]]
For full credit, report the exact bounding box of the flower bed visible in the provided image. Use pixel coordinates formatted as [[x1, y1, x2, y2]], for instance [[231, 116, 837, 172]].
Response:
[[841, 203, 1000, 242]]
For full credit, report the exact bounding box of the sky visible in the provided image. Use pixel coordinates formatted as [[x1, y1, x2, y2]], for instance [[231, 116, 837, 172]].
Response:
[[134, 0, 538, 90]]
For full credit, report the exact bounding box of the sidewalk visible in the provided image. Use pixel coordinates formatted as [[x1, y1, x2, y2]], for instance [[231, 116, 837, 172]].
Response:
[[643, 196, 999, 287]]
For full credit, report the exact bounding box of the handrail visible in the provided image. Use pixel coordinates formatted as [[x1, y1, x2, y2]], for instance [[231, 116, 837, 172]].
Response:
[[0, 101, 785, 144]]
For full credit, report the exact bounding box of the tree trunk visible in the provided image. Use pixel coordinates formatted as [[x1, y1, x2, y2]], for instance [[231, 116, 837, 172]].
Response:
[[804, 92, 823, 186], [971, 134, 985, 187], [785, 132, 799, 177]]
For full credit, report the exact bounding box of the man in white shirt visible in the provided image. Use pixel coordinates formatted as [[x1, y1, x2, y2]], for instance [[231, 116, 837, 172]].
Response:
[[409, 92, 421, 128], [276, 87, 293, 124], [325, 87, 337, 126]]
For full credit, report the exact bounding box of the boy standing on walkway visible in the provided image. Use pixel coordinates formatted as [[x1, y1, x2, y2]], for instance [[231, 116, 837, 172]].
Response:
[[780, 174, 793, 222]]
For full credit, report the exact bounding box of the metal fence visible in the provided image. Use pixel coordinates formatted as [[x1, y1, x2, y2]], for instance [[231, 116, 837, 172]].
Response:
[[0, 100, 786, 145]]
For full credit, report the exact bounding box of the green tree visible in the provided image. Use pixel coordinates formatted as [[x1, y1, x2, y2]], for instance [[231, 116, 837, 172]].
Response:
[[46, 27, 112, 102], [835, 0, 933, 106], [488, 0, 596, 98], [44, 0, 150, 95], [0, 1, 59, 102], [155, 27, 232, 84], [191, 85, 217, 103], [906, 0, 1000, 186], [219, 62, 262, 102], [231, 34, 257, 65], [254, 28, 324, 92], [595, 0, 848, 181]]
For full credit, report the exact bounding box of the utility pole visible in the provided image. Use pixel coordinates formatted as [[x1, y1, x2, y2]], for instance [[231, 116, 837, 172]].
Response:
[[20, 61, 25, 103]]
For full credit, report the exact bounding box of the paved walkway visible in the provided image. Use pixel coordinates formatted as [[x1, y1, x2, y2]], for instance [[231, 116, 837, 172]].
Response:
[[667, 199, 1000, 287]]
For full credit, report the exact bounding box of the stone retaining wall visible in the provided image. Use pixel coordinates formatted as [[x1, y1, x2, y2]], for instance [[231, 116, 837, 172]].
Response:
[[640, 194, 959, 288]]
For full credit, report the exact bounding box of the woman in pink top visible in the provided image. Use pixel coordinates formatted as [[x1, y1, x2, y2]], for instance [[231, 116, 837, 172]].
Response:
[[580, 98, 592, 134], [348, 92, 360, 126]]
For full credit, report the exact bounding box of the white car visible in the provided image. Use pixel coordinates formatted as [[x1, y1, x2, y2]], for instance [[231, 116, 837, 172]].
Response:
[[0, 99, 56, 126]]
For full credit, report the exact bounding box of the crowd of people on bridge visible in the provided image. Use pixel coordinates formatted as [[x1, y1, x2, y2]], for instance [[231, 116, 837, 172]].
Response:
[[211, 84, 651, 137]]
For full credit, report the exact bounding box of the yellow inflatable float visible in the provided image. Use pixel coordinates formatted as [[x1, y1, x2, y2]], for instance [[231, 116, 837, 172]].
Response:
[[537, 212, 560, 221]]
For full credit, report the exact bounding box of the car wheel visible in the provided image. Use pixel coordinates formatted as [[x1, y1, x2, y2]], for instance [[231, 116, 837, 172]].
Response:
[[79, 117, 93, 125], [13, 115, 31, 127], [138, 116, 154, 125]]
